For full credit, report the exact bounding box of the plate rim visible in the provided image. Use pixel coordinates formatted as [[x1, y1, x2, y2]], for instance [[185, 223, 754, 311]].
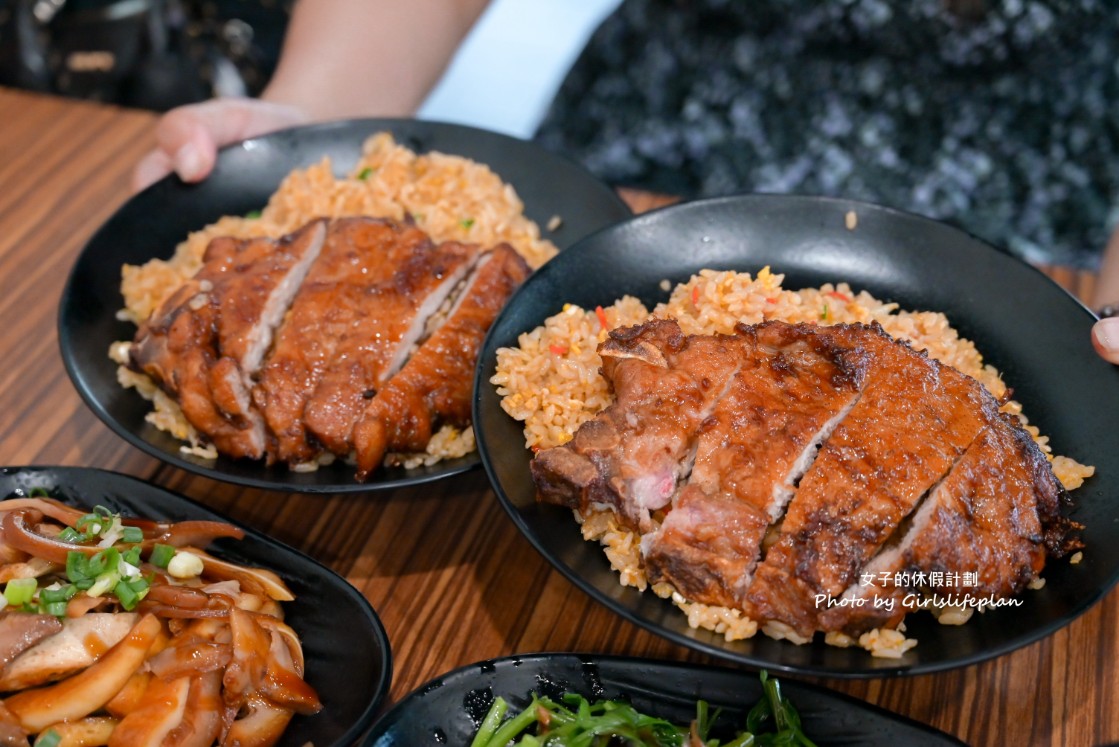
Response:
[[57, 116, 632, 494], [0, 464, 393, 744], [474, 192, 1116, 678]]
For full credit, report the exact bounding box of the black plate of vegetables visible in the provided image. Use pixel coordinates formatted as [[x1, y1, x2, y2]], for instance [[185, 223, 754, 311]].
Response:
[[365, 653, 964, 745]]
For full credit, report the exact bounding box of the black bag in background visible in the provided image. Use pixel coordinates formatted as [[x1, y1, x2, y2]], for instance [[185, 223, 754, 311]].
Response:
[[0, 0, 292, 111]]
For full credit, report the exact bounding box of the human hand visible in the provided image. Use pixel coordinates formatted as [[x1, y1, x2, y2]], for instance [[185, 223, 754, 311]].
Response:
[[131, 98, 309, 192], [1092, 227, 1119, 365], [1091, 317, 1119, 365]]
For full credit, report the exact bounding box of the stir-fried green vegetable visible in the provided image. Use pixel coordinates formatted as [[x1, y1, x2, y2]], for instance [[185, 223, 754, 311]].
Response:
[[470, 671, 816, 747]]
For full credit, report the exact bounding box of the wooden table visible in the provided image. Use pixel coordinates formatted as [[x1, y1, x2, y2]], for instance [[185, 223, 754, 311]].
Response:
[[0, 87, 1113, 746]]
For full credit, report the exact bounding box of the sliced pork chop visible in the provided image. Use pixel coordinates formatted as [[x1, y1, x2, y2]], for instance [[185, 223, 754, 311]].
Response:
[[532, 319, 1077, 639], [744, 323, 996, 636], [129, 220, 327, 459], [352, 244, 531, 479], [531, 319, 745, 532], [642, 322, 867, 609], [818, 413, 1080, 635], [299, 224, 481, 456], [253, 218, 478, 462]]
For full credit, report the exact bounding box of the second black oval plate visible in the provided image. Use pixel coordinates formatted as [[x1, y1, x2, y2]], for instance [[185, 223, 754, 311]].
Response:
[[366, 653, 964, 745], [59, 118, 631, 493], [0, 466, 392, 745], [474, 194, 1119, 677]]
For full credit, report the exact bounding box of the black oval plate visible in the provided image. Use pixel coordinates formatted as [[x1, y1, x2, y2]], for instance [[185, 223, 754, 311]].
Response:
[[365, 653, 964, 745], [59, 118, 631, 493], [0, 466, 392, 744], [474, 194, 1119, 677]]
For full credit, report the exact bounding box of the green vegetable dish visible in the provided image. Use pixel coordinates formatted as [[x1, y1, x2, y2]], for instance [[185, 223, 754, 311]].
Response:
[[470, 671, 816, 747]]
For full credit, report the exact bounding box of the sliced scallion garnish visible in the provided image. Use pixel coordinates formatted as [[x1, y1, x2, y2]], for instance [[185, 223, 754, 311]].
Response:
[[33, 728, 61, 747], [122, 546, 142, 567], [86, 571, 121, 599], [41, 601, 68, 618], [57, 526, 82, 543], [4, 578, 37, 606], [39, 584, 77, 604], [150, 543, 176, 569]]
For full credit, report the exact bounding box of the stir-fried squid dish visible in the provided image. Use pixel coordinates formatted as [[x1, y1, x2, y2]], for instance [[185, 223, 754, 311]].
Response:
[[0, 493, 320, 746]]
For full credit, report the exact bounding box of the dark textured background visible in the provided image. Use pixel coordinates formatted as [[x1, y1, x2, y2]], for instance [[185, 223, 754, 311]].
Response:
[[537, 0, 1119, 269]]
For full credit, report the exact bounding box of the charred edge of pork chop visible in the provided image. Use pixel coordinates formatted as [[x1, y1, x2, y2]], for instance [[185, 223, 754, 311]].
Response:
[[599, 318, 682, 376], [352, 244, 531, 480], [819, 411, 1077, 635], [814, 433, 981, 634], [739, 319, 872, 392], [741, 322, 1004, 636], [301, 238, 482, 456], [641, 325, 869, 608]]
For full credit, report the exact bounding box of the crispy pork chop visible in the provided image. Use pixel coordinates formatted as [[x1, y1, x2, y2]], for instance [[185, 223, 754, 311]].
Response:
[[532, 319, 1079, 637], [352, 244, 531, 479], [642, 322, 868, 609], [743, 323, 998, 636], [818, 414, 1076, 635], [130, 215, 524, 474], [531, 319, 744, 532], [253, 218, 479, 462], [129, 220, 327, 459]]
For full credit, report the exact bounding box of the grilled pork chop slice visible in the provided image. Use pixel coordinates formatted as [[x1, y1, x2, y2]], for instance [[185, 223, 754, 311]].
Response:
[[531, 319, 745, 532], [642, 322, 867, 609], [817, 414, 1080, 635], [742, 323, 997, 636], [352, 244, 531, 479], [252, 218, 479, 462], [298, 221, 481, 457], [129, 220, 327, 459]]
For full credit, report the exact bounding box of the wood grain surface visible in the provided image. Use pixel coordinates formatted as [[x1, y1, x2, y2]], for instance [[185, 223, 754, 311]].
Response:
[[0, 87, 1114, 746]]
